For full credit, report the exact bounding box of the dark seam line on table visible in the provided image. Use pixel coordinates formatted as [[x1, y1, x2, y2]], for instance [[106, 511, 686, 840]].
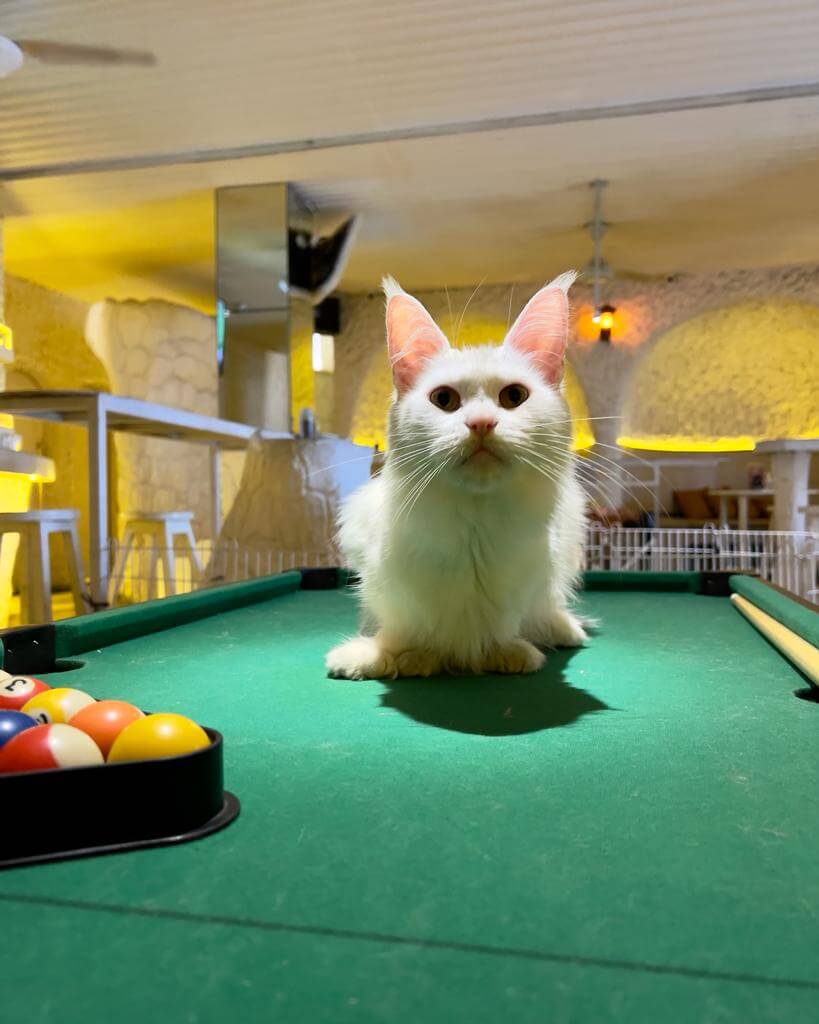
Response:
[[1, 892, 817, 992]]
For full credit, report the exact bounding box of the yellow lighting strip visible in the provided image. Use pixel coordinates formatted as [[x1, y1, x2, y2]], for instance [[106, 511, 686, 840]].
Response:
[[0, 323, 12, 354], [616, 435, 757, 454]]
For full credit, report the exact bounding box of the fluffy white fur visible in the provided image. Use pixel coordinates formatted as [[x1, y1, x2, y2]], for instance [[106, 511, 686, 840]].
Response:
[[326, 272, 587, 680]]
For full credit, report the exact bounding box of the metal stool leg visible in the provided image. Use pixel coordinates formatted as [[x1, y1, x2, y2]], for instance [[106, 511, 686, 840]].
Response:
[[26, 525, 51, 624], [62, 524, 88, 615], [182, 524, 204, 580], [161, 522, 177, 597], [18, 529, 33, 625], [147, 536, 161, 602], [107, 529, 135, 606]]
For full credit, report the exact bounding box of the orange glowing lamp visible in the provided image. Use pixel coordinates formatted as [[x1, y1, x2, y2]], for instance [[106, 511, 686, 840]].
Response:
[[596, 304, 616, 342]]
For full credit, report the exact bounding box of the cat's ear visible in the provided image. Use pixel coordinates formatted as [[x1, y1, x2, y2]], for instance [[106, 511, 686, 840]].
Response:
[[503, 271, 577, 386], [383, 276, 449, 394]]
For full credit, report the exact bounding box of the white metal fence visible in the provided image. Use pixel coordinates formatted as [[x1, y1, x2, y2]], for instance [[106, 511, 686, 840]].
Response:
[[584, 524, 819, 601], [106, 538, 339, 605], [107, 525, 819, 606]]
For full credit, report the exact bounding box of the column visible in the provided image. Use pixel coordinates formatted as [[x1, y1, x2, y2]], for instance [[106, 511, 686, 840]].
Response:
[[770, 450, 811, 532]]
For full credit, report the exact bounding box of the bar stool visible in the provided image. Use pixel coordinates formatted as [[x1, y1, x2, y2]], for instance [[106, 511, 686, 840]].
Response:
[[0, 510, 87, 624], [108, 511, 203, 603]]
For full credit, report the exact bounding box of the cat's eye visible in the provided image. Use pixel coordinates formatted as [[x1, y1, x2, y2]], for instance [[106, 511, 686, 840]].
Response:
[[429, 387, 461, 412], [499, 384, 529, 409]]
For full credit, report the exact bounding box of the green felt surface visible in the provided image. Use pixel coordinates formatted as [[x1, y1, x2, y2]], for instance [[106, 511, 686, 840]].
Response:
[[731, 573, 819, 648], [3, 582, 819, 1023]]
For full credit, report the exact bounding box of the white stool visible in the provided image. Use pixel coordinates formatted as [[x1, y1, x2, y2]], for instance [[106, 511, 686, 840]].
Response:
[[108, 512, 203, 603], [0, 510, 87, 624]]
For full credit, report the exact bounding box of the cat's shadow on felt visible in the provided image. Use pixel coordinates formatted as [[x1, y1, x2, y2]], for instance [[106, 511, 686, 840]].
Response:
[[378, 648, 608, 737]]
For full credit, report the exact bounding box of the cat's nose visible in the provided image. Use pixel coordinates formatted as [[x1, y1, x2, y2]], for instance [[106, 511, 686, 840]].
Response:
[[466, 416, 498, 436]]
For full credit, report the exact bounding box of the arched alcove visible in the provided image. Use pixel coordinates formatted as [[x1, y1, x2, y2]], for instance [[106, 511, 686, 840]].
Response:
[[619, 300, 819, 451]]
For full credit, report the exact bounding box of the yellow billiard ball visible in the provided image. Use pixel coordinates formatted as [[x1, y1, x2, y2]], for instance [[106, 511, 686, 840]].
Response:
[[107, 713, 210, 764], [23, 687, 95, 725]]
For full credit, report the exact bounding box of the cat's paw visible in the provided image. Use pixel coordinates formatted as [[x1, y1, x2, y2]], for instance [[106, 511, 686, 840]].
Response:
[[525, 609, 588, 649], [395, 648, 442, 678], [549, 610, 588, 648], [484, 639, 545, 675], [326, 637, 396, 680]]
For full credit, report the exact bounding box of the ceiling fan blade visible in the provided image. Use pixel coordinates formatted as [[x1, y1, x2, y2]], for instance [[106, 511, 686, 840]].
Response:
[[15, 39, 156, 66]]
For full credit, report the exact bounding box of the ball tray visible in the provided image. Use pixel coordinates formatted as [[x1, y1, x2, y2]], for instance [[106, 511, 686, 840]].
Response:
[[0, 726, 239, 869]]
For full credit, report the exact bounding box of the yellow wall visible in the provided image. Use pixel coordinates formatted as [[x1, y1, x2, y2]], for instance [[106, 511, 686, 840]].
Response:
[[0, 474, 33, 628], [619, 300, 819, 451], [4, 275, 111, 586]]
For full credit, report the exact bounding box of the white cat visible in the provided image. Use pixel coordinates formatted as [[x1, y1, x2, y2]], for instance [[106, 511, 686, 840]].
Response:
[[326, 272, 587, 680]]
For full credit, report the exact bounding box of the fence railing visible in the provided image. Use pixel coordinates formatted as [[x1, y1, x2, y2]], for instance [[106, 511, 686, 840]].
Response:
[[584, 524, 818, 601], [107, 525, 819, 606]]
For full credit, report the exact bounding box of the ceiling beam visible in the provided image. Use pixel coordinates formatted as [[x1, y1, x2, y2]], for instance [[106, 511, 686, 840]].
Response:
[[3, 80, 819, 183]]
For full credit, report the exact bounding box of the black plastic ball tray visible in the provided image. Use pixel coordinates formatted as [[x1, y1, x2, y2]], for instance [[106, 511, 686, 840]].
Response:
[[0, 725, 239, 869]]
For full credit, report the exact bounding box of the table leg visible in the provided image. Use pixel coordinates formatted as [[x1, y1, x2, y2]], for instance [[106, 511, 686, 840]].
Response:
[[210, 446, 222, 541], [738, 496, 749, 532], [88, 399, 109, 608], [719, 496, 729, 527]]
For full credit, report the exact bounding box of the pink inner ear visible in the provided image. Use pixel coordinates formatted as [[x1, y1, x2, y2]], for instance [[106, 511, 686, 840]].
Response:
[[386, 294, 449, 393], [503, 286, 569, 385]]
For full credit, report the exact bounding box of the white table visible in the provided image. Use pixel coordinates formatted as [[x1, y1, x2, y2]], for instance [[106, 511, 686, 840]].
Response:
[[709, 489, 775, 532], [711, 484, 818, 531], [0, 390, 288, 607]]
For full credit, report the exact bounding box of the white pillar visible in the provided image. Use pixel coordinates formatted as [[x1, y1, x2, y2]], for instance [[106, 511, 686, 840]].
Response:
[[770, 450, 811, 532]]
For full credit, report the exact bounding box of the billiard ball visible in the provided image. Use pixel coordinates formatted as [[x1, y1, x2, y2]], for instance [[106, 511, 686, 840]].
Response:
[[108, 713, 210, 763], [0, 672, 50, 711], [22, 687, 95, 725], [0, 710, 37, 749], [0, 723, 103, 774], [69, 700, 144, 759]]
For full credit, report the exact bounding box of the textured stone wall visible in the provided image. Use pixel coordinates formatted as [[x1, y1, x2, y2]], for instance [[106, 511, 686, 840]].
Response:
[[86, 298, 236, 541], [620, 300, 819, 446]]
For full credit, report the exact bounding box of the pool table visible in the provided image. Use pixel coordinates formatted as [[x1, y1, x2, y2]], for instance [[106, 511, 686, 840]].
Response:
[[2, 569, 818, 1023]]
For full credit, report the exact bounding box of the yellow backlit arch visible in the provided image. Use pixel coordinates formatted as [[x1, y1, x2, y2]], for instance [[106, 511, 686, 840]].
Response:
[[618, 300, 819, 452]]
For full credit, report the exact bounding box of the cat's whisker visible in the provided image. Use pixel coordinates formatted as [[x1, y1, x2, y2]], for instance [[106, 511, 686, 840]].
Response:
[[390, 439, 460, 470], [574, 446, 672, 518], [584, 439, 676, 484], [529, 452, 644, 517], [393, 454, 439, 491], [526, 433, 666, 513], [515, 454, 565, 491], [574, 463, 655, 519], [453, 276, 487, 348], [305, 452, 379, 478], [505, 285, 515, 334], [393, 457, 445, 525], [520, 442, 655, 519], [402, 456, 453, 522], [540, 415, 624, 425]]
